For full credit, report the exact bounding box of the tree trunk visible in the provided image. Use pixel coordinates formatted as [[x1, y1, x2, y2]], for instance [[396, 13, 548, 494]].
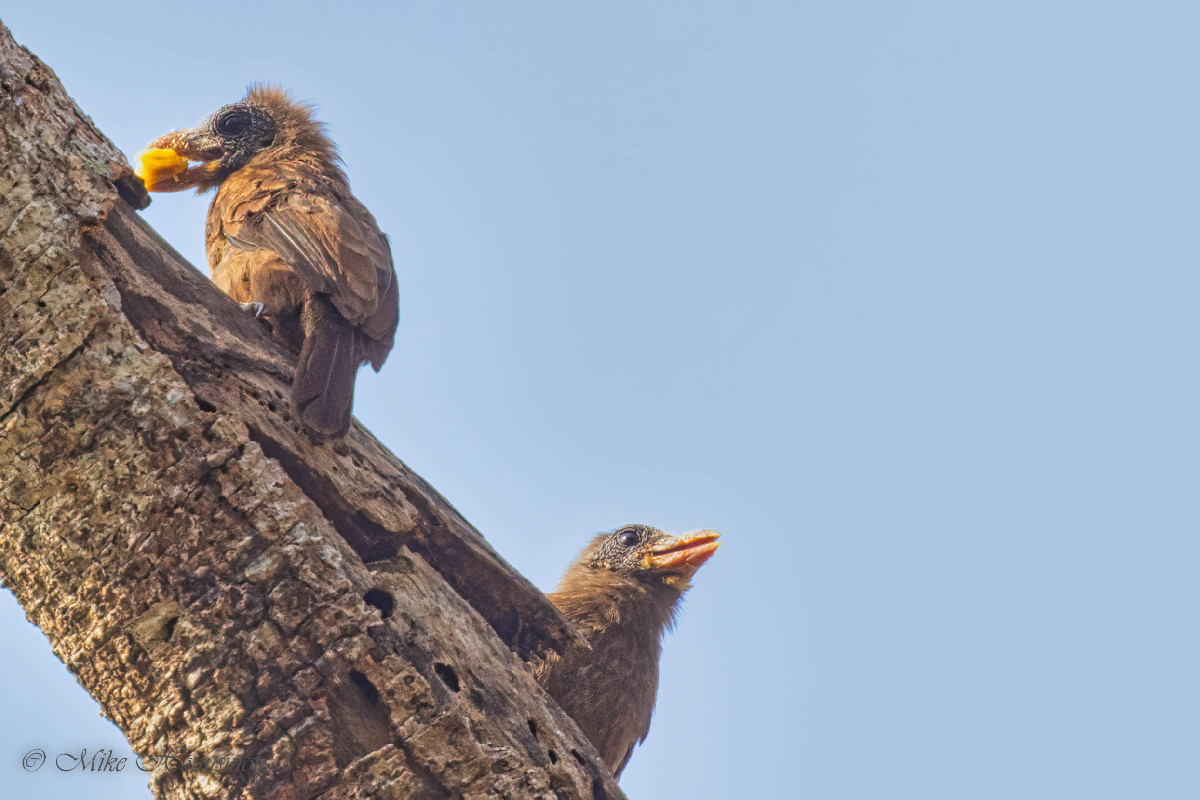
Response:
[[0, 21, 624, 800]]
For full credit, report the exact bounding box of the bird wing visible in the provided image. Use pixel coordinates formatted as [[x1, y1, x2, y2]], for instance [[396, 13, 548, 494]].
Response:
[[224, 177, 396, 333], [614, 744, 636, 780], [612, 702, 656, 778]]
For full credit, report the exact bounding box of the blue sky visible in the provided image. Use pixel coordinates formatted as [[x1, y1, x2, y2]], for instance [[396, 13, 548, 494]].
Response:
[[2, 2, 1198, 798]]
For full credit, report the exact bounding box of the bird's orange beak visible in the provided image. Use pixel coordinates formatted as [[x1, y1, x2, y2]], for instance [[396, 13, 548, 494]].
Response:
[[136, 129, 224, 192], [646, 530, 721, 577]]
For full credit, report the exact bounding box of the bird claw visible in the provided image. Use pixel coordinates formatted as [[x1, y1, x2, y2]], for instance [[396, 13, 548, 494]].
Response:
[[241, 301, 267, 318]]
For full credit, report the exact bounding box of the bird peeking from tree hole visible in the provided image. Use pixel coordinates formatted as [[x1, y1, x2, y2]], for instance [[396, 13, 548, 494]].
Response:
[[532, 524, 720, 779], [136, 85, 400, 437]]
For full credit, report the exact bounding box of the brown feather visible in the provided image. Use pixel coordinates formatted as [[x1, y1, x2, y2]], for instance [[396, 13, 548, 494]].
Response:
[[148, 85, 399, 436], [532, 525, 719, 779]]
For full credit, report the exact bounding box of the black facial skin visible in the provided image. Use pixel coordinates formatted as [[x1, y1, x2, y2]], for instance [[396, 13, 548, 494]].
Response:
[[589, 524, 664, 582], [209, 103, 277, 174]]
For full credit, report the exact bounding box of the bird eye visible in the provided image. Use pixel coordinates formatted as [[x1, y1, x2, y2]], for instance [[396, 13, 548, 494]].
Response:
[[216, 111, 251, 137], [618, 530, 640, 547]]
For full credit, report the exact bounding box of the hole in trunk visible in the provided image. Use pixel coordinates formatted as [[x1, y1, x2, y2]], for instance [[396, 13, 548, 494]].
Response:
[[433, 662, 459, 692]]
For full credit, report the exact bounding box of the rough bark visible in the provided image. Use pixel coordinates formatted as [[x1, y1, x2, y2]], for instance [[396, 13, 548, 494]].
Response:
[[0, 21, 624, 800]]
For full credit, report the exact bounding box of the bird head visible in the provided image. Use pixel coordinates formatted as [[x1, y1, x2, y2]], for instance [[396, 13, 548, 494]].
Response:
[[574, 524, 721, 594], [137, 85, 338, 193]]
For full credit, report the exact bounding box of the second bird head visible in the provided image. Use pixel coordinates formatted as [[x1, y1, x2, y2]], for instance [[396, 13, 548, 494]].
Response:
[[561, 524, 721, 596]]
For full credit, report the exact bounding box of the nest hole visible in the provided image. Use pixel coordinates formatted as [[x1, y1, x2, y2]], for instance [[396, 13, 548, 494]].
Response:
[[363, 588, 395, 619], [433, 662, 460, 692]]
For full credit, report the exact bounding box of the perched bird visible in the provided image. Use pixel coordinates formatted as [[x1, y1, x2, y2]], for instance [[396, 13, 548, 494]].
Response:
[[138, 85, 399, 436], [533, 524, 720, 778]]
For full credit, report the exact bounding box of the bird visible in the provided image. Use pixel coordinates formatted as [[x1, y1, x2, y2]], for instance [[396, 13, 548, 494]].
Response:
[[532, 524, 720, 778], [137, 85, 399, 436]]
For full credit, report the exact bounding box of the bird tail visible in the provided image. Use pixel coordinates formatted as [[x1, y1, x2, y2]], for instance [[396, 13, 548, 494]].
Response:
[[293, 296, 360, 437]]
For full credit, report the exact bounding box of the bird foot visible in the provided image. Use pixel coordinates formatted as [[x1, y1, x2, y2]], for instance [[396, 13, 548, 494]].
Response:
[[241, 301, 267, 318]]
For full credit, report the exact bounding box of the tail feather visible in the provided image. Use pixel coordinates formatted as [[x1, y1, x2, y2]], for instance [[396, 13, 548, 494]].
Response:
[[293, 297, 359, 436]]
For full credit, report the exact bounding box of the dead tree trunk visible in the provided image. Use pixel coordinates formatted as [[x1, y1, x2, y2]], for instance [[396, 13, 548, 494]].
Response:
[[0, 22, 624, 800]]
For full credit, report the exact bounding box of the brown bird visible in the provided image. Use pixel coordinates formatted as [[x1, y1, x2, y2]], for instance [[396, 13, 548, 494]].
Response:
[[533, 524, 720, 778], [140, 85, 399, 436]]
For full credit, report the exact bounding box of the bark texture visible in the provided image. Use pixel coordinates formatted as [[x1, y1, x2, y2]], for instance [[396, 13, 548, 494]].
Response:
[[0, 22, 624, 800]]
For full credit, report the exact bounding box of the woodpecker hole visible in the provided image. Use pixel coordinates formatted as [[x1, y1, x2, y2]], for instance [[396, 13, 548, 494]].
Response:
[[433, 662, 460, 692], [363, 588, 394, 619]]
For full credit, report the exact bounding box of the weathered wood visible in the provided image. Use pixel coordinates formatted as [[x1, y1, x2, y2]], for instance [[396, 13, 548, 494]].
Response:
[[0, 21, 623, 800]]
